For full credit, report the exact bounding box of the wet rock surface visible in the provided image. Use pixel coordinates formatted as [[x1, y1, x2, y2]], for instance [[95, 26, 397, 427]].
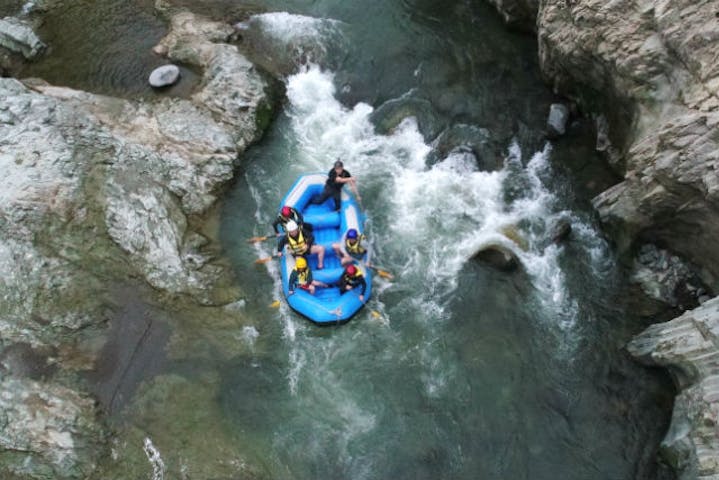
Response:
[[148, 64, 180, 87], [0, 17, 45, 59], [486, 0, 719, 477], [628, 297, 719, 480], [0, 9, 278, 479]]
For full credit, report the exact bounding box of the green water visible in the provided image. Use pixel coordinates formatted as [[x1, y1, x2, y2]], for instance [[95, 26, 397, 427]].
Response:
[[5, 0, 675, 479]]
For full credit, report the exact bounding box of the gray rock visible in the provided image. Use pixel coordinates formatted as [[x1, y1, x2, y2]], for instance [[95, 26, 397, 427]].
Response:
[[0, 16, 46, 59], [472, 243, 520, 271], [0, 377, 104, 479], [628, 296, 719, 479], [547, 216, 571, 244], [0, 10, 278, 478], [148, 64, 180, 87], [485, 0, 539, 32], [630, 244, 695, 307], [546, 103, 569, 138], [483, 0, 719, 477]]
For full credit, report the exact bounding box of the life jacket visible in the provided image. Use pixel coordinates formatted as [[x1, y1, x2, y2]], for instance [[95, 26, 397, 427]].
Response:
[[287, 230, 308, 254], [342, 269, 363, 285], [296, 268, 310, 286], [345, 237, 365, 255]]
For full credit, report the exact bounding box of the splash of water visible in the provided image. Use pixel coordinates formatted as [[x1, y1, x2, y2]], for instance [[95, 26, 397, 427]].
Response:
[[143, 437, 166, 480]]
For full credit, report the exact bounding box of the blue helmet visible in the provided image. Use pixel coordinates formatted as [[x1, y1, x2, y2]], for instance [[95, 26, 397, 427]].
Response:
[[347, 228, 358, 239]]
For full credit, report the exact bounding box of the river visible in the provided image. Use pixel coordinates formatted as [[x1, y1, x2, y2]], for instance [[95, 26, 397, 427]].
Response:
[[8, 0, 676, 479]]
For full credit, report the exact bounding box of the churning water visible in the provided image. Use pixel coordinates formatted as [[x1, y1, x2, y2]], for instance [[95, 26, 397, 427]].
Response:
[[7, 0, 675, 478]]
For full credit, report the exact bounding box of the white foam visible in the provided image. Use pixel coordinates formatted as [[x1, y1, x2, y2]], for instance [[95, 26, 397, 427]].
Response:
[[277, 65, 610, 389], [143, 437, 166, 480]]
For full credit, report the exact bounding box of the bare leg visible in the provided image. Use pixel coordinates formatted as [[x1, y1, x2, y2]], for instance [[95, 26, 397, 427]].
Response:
[[312, 244, 325, 269]]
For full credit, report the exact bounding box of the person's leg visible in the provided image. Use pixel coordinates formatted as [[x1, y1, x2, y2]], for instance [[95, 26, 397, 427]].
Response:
[[310, 187, 331, 205], [331, 242, 342, 258], [332, 190, 341, 211], [312, 244, 325, 269], [308, 284, 316, 294]]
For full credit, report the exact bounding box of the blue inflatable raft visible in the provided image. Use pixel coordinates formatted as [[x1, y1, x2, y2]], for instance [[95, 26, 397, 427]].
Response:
[[277, 173, 372, 325]]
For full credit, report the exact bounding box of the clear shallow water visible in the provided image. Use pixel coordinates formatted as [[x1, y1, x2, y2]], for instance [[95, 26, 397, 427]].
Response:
[[5, 0, 673, 478]]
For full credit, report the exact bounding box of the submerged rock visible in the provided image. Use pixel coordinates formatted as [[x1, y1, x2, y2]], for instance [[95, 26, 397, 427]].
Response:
[[471, 243, 520, 271]]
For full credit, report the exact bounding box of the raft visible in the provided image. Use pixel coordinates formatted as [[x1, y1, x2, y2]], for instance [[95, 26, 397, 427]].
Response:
[[277, 173, 372, 325]]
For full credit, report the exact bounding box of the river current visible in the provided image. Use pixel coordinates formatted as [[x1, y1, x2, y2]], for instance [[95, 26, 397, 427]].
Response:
[[6, 0, 675, 479]]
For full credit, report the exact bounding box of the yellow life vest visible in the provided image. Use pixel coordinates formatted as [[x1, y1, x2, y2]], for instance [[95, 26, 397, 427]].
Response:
[[297, 268, 310, 285], [343, 269, 362, 284], [287, 230, 308, 254], [345, 237, 365, 255]]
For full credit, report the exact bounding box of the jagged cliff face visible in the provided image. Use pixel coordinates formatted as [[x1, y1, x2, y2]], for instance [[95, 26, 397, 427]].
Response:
[[487, 1, 719, 478], [492, 0, 719, 286], [537, 0, 719, 286], [628, 298, 719, 479]]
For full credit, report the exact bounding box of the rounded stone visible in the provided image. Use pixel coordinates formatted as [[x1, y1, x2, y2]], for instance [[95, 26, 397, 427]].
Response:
[[149, 64, 180, 88]]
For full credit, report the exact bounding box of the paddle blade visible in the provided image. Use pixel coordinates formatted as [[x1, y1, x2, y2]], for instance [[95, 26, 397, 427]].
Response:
[[371, 310, 381, 318], [269, 300, 281, 308], [247, 236, 269, 244], [255, 256, 273, 264], [376, 269, 394, 280]]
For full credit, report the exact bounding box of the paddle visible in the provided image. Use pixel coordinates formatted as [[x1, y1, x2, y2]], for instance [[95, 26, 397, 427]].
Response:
[[254, 255, 277, 264], [367, 264, 394, 280], [247, 234, 277, 244]]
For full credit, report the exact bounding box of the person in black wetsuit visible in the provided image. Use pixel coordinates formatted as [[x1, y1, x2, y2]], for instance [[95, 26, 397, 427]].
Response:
[[338, 263, 367, 302], [272, 205, 312, 235], [311, 160, 359, 211]]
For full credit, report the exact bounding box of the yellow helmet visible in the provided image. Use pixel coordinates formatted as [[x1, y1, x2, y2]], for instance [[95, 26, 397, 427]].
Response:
[[295, 257, 307, 269]]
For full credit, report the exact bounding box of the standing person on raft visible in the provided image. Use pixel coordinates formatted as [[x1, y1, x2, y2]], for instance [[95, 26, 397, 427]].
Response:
[[310, 160, 361, 211]]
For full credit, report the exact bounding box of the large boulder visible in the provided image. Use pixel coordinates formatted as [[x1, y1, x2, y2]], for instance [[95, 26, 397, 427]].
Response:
[[0, 10, 278, 479], [535, 0, 719, 287], [628, 296, 719, 479], [0, 17, 46, 59]]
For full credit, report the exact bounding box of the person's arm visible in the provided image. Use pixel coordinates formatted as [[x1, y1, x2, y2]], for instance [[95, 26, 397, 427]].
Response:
[[293, 209, 304, 225], [289, 270, 298, 291], [304, 228, 315, 247], [335, 171, 354, 184], [277, 235, 287, 253], [272, 215, 281, 234], [357, 276, 367, 296]]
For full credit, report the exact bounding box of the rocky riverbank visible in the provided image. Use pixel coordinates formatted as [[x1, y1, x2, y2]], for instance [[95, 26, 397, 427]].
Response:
[[0, 8, 278, 479], [487, 0, 719, 478]]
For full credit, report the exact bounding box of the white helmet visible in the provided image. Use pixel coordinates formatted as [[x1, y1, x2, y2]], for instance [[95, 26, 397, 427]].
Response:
[[286, 220, 299, 231]]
